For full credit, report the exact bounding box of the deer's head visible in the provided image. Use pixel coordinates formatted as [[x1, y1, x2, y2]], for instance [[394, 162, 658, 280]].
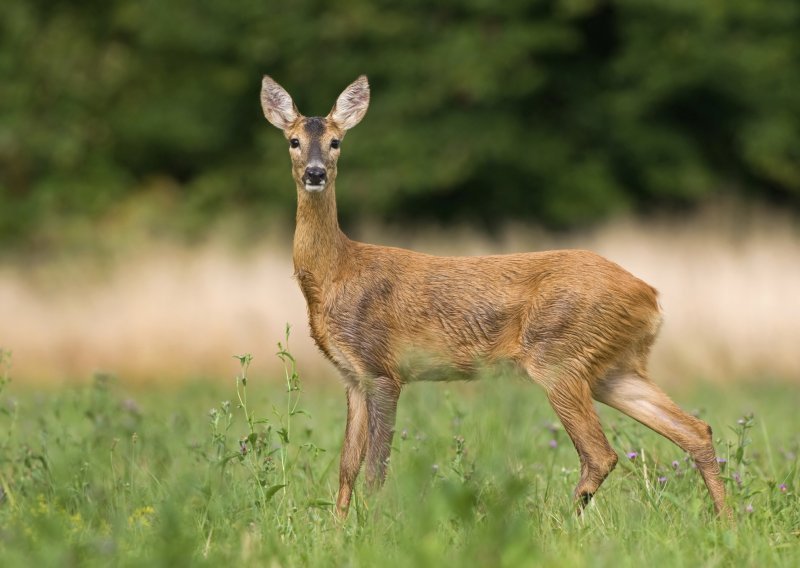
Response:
[[261, 75, 370, 193]]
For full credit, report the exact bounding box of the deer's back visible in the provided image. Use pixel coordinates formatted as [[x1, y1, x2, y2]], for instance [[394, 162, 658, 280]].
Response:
[[300, 241, 661, 385]]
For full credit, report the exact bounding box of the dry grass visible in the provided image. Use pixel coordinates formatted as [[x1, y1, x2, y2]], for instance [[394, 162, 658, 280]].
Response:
[[1, 208, 798, 385]]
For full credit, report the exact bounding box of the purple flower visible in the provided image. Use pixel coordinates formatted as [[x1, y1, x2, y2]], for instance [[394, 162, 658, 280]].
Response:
[[745, 503, 754, 514], [627, 451, 638, 460], [548, 439, 558, 449], [733, 471, 742, 487], [657, 476, 668, 485], [671, 460, 680, 470], [779, 483, 787, 493], [717, 457, 727, 464]]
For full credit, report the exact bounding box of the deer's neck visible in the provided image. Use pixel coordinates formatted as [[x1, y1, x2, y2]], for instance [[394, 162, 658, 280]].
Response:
[[293, 183, 347, 283]]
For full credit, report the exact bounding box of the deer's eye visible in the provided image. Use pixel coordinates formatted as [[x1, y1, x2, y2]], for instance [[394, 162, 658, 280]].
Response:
[[330, 139, 340, 149], [290, 138, 300, 149]]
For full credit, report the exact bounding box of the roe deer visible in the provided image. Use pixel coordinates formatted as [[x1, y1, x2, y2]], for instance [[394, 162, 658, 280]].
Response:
[[260, 75, 729, 519]]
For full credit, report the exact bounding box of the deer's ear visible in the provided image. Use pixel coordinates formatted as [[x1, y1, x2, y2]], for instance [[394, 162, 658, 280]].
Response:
[[328, 75, 370, 131], [261, 76, 299, 130]]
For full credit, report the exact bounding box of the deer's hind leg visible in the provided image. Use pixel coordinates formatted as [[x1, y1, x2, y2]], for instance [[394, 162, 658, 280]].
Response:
[[592, 370, 729, 517], [530, 366, 618, 513]]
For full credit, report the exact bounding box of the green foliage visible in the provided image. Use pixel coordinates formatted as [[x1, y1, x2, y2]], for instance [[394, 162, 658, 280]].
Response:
[[1, 1, 799, 244]]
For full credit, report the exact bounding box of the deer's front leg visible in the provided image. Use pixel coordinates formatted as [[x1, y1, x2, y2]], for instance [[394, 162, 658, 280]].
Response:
[[336, 386, 368, 518], [365, 376, 402, 491]]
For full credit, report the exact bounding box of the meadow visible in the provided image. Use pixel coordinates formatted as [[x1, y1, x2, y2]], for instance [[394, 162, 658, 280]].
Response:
[[0, 338, 797, 567]]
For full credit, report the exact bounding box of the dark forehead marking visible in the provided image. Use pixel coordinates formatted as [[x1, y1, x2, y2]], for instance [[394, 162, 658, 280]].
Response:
[[303, 117, 326, 137]]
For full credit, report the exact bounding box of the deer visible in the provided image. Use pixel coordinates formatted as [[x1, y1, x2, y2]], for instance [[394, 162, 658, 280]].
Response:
[[259, 74, 730, 520]]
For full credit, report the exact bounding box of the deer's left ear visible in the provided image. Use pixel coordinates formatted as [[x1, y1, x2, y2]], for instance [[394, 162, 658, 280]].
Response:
[[328, 75, 370, 131]]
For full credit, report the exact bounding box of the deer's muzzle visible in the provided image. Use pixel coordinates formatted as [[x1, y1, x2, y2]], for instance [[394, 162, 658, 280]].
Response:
[[303, 166, 327, 191]]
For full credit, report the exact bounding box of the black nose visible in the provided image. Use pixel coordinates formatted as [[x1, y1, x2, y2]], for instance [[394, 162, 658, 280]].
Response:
[[305, 166, 326, 185]]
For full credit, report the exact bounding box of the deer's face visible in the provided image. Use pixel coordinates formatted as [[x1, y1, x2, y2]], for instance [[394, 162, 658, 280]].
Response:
[[283, 117, 345, 192], [261, 75, 370, 194]]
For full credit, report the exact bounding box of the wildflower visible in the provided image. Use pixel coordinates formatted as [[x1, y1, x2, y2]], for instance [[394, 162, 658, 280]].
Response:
[[745, 503, 754, 514], [69, 512, 84, 535], [717, 457, 727, 464], [128, 506, 156, 528], [431, 464, 439, 474], [36, 494, 49, 515], [671, 460, 680, 470], [732, 471, 742, 487], [548, 439, 558, 449], [400, 429, 408, 440], [657, 476, 667, 485], [240, 439, 248, 456], [779, 483, 787, 493], [737, 418, 745, 425], [627, 451, 638, 460]]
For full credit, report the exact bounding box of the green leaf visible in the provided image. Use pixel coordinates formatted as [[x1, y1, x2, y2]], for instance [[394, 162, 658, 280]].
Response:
[[277, 427, 289, 444], [264, 484, 286, 501]]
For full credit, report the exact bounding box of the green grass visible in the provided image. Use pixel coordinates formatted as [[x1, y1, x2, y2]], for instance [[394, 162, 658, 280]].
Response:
[[0, 345, 797, 567]]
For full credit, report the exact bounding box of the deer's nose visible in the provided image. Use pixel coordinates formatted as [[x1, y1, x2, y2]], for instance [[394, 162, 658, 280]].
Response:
[[305, 166, 326, 185]]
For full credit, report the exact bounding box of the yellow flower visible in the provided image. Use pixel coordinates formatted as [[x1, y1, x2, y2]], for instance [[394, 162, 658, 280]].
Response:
[[35, 494, 49, 516], [128, 506, 156, 528], [69, 512, 84, 534]]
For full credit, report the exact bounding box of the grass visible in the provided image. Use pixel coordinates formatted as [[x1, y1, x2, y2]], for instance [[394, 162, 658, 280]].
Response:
[[0, 342, 797, 567]]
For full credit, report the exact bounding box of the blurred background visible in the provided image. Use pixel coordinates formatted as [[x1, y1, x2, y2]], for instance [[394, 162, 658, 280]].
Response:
[[1, 0, 798, 385]]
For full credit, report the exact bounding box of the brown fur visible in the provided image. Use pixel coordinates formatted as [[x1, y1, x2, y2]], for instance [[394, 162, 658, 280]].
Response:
[[260, 75, 730, 519]]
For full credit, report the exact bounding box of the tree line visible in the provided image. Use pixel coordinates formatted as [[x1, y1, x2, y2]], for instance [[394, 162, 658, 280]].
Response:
[[1, 0, 798, 246]]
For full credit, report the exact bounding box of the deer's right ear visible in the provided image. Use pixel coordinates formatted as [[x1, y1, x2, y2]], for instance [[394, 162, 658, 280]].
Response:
[[261, 76, 299, 130]]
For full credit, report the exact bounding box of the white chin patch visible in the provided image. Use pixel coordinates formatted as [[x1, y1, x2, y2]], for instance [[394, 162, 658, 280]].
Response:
[[304, 183, 325, 193]]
